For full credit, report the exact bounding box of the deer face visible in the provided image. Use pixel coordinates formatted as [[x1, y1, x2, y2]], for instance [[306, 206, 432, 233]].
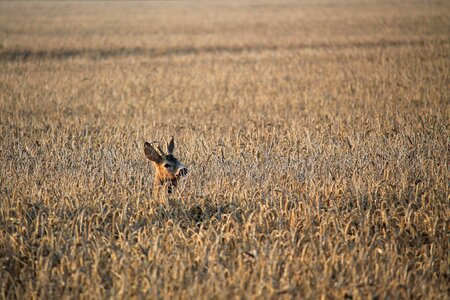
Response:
[[144, 137, 188, 193], [156, 154, 188, 181]]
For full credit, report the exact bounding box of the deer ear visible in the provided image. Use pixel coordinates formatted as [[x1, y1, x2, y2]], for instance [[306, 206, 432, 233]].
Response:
[[167, 136, 175, 154], [144, 142, 162, 163]]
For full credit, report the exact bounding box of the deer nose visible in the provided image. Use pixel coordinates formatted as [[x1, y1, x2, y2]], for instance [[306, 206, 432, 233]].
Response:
[[176, 167, 188, 177]]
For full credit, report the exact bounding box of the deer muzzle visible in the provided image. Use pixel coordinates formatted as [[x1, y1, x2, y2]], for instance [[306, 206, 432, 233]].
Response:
[[176, 167, 188, 177]]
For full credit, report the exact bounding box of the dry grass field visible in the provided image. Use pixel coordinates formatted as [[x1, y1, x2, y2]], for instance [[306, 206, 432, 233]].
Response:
[[0, 1, 449, 299]]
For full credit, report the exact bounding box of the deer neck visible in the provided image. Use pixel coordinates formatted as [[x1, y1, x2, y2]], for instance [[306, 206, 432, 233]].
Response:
[[153, 172, 177, 193]]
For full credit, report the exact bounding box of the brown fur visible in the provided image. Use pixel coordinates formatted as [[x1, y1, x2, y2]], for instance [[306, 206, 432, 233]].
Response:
[[144, 137, 187, 194]]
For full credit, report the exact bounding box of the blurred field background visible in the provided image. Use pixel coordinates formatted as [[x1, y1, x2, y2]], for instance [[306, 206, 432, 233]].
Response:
[[0, 1, 449, 299]]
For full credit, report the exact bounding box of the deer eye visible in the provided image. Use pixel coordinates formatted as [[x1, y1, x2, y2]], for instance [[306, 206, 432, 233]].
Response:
[[164, 163, 171, 168]]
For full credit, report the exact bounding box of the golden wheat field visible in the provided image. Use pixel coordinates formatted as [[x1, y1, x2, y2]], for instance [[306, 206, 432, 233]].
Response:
[[0, 1, 449, 299]]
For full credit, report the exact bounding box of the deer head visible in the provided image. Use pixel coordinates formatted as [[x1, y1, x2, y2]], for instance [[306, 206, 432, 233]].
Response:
[[144, 137, 188, 194]]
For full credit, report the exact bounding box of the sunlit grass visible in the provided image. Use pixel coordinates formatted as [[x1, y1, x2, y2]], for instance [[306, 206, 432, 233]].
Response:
[[0, 1, 448, 299]]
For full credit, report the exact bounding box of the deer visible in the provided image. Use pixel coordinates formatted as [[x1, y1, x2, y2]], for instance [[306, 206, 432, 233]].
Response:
[[144, 137, 188, 194]]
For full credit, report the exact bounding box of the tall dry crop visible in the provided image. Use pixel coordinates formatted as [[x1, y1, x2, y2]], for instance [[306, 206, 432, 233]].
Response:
[[0, 1, 448, 299]]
